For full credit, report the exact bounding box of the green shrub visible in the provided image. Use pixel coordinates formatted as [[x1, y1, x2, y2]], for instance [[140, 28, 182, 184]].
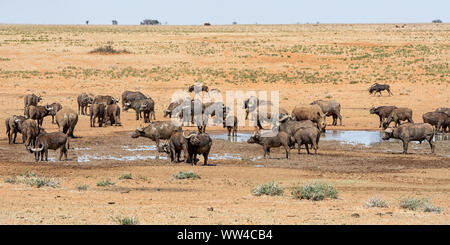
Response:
[[4, 177, 17, 184], [97, 179, 115, 186], [112, 216, 139, 225], [365, 196, 389, 208], [291, 182, 338, 201], [77, 185, 89, 191], [174, 171, 200, 180], [23, 176, 59, 188], [400, 197, 442, 213], [119, 173, 133, 180], [252, 182, 284, 196]]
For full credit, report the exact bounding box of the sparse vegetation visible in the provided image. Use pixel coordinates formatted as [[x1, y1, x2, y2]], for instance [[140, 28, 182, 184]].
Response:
[[77, 185, 89, 191], [291, 182, 338, 201], [96, 179, 115, 186], [119, 173, 133, 180], [112, 216, 139, 225], [400, 197, 442, 213], [89, 42, 131, 54], [174, 171, 201, 180], [4, 171, 59, 188], [365, 196, 389, 208], [252, 182, 284, 196]]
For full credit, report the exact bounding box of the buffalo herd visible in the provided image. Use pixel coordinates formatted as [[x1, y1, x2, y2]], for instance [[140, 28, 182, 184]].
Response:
[[4, 84, 449, 164]]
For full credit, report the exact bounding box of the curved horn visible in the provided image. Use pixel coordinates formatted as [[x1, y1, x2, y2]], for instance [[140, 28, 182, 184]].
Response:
[[183, 131, 195, 139], [30, 145, 44, 152]]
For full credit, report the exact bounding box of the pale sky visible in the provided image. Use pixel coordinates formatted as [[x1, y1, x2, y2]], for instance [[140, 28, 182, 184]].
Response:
[[0, 0, 448, 25]]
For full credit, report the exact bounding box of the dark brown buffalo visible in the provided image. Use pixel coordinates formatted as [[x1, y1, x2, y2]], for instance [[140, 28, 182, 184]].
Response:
[[382, 123, 435, 154], [163, 99, 185, 118], [121, 90, 148, 110], [26, 104, 54, 126], [310, 100, 342, 126], [247, 131, 290, 159], [370, 106, 397, 128], [90, 103, 106, 127], [131, 121, 182, 149], [292, 126, 320, 154], [93, 95, 119, 105], [106, 104, 121, 126], [188, 84, 209, 93], [278, 115, 321, 148], [49, 102, 63, 124], [435, 107, 450, 117], [123, 98, 155, 123], [158, 131, 188, 163], [369, 83, 393, 96], [223, 115, 238, 136], [382, 107, 413, 129], [423, 111, 449, 133], [77, 93, 93, 115], [24, 94, 42, 115], [55, 108, 78, 138], [183, 131, 212, 165], [5, 115, 26, 144], [27, 132, 69, 161], [20, 119, 40, 147]]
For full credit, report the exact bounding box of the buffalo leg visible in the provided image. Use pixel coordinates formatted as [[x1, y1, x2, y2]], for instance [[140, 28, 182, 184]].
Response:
[[402, 140, 409, 154], [428, 138, 435, 153]]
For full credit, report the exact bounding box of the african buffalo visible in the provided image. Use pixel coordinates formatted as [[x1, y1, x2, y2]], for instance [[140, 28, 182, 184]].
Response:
[[382, 107, 413, 129], [26, 104, 54, 126], [27, 132, 69, 161], [131, 121, 182, 149], [106, 104, 121, 126], [423, 111, 449, 133], [158, 131, 189, 163], [49, 102, 63, 124], [93, 95, 119, 105], [77, 93, 94, 115], [370, 106, 398, 128], [435, 107, 450, 117], [247, 131, 290, 159], [20, 119, 41, 147], [55, 108, 78, 138], [5, 115, 26, 144], [121, 91, 148, 110], [123, 98, 155, 123], [243, 96, 273, 120], [223, 115, 238, 136], [188, 84, 209, 93], [292, 126, 320, 154], [310, 100, 342, 126], [183, 131, 212, 165], [90, 103, 106, 127], [369, 83, 393, 96], [24, 94, 42, 115], [382, 123, 435, 154], [291, 104, 326, 132]]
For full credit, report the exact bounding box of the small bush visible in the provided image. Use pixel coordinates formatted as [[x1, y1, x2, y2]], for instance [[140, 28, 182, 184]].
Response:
[[366, 196, 389, 208], [23, 177, 59, 188], [21, 170, 37, 178], [4, 177, 17, 184], [97, 179, 115, 186], [112, 216, 139, 225], [174, 171, 200, 180], [77, 185, 89, 191], [119, 173, 133, 180], [400, 197, 442, 213], [252, 182, 284, 196], [89, 42, 131, 54], [291, 182, 338, 201]]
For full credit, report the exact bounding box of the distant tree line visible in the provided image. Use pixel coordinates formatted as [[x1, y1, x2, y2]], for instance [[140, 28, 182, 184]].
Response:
[[140, 19, 160, 25]]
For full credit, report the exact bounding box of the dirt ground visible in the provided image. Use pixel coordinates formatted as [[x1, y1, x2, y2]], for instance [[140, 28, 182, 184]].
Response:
[[0, 24, 449, 224]]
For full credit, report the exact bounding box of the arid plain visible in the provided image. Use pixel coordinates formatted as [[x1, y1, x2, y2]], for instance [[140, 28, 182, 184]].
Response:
[[0, 24, 449, 224]]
